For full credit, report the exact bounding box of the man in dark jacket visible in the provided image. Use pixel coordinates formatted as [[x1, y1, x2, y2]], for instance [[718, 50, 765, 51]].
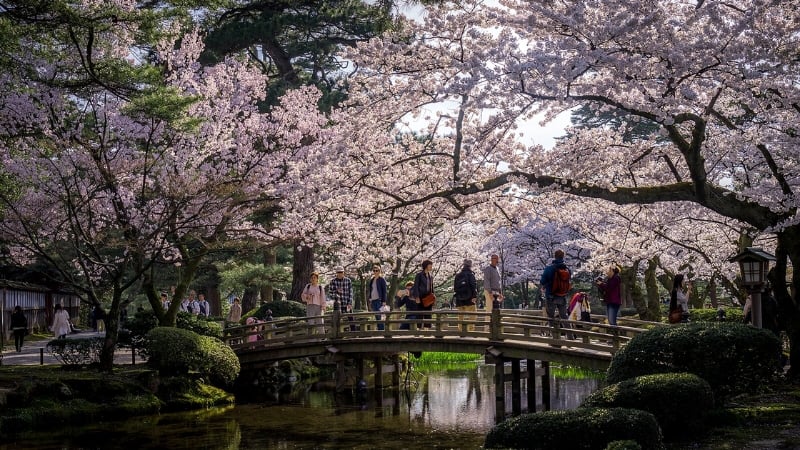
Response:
[[454, 259, 478, 332]]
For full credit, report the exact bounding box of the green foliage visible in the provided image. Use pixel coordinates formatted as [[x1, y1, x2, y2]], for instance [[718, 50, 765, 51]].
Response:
[[175, 312, 223, 338], [484, 407, 663, 450], [142, 327, 240, 387], [119, 309, 159, 347], [245, 301, 306, 320], [607, 323, 781, 403], [688, 307, 744, 323], [45, 337, 104, 366], [218, 261, 290, 296], [582, 372, 713, 441]]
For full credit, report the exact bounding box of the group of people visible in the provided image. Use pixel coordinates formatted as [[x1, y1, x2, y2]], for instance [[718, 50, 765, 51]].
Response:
[[295, 250, 632, 331], [177, 290, 211, 317]]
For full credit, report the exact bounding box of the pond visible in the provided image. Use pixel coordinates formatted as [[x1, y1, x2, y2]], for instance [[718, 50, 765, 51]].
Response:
[[3, 362, 601, 449]]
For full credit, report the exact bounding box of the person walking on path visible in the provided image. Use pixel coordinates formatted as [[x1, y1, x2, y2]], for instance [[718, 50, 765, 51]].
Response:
[[10, 305, 28, 352], [454, 259, 478, 332], [482, 254, 504, 311], [301, 272, 327, 332], [51, 304, 71, 339], [227, 297, 242, 323], [540, 249, 572, 333], [596, 266, 622, 326], [411, 260, 435, 329], [367, 265, 389, 331]]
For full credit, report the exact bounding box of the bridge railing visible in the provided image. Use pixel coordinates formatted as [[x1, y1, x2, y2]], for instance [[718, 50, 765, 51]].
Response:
[[224, 308, 652, 354]]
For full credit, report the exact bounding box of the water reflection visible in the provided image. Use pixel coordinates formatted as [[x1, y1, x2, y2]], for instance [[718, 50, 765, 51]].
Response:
[[2, 364, 600, 449]]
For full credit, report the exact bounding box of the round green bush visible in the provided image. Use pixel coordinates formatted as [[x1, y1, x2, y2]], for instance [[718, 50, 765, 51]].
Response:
[[582, 372, 713, 441], [176, 312, 223, 338], [198, 334, 241, 386], [484, 407, 663, 450], [244, 301, 305, 321], [143, 327, 240, 387], [607, 322, 780, 403]]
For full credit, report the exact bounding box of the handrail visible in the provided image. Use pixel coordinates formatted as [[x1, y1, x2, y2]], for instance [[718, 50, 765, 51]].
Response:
[[224, 309, 655, 359]]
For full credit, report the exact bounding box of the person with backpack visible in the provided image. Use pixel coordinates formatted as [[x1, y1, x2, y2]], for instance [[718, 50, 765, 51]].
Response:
[[596, 266, 622, 326], [540, 249, 571, 332], [301, 272, 327, 333], [454, 259, 478, 332]]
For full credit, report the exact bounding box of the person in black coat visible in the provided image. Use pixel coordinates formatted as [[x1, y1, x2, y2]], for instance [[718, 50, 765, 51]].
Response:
[[10, 305, 28, 352], [411, 260, 435, 328]]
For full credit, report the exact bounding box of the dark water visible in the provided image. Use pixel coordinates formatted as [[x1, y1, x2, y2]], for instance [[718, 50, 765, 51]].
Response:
[[2, 364, 600, 449]]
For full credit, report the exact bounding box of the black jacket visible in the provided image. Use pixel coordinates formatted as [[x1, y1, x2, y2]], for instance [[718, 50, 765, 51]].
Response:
[[454, 268, 478, 306], [10, 311, 27, 330]]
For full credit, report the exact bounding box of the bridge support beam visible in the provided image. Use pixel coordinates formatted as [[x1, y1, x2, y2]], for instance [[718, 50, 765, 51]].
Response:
[[494, 356, 505, 421], [511, 359, 521, 415], [527, 359, 536, 413], [541, 360, 551, 411]]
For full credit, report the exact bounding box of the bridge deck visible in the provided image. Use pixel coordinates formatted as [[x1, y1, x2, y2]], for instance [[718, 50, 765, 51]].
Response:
[[226, 309, 653, 370]]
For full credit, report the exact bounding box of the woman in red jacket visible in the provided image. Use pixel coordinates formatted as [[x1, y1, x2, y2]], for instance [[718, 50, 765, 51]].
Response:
[[596, 266, 622, 326]]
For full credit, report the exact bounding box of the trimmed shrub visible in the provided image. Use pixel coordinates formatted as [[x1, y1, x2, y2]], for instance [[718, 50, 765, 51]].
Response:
[[582, 372, 713, 441], [46, 337, 104, 366], [118, 309, 159, 348], [176, 312, 223, 338], [607, 322, 780, 403], [684, 307, 744, 324], [244, 301, 305, 321], [142, 327, 240, 387], [484, 407, 663, 450]]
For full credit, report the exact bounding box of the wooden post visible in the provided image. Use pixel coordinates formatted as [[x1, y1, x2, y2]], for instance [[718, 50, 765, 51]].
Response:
[[331, 311, 341, 340], [357, 358, 366, 388], [526, 359, 537, 413], [495, 357, 505, 421], [335, 359, 346, 391], [392, 355, 401, 389], [374, 357, 383, 390], [511, 359, 521, 415], [541, 360, 551, 411], [490, 308, 501, 341]]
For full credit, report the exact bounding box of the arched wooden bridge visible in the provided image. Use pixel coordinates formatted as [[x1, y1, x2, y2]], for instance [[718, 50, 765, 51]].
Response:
[[225, 309, 655, 417], [225, 309, 651, 371]]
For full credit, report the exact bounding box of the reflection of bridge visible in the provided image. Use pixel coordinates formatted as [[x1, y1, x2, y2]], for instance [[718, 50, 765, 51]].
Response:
[[225, 309, 651, 417]]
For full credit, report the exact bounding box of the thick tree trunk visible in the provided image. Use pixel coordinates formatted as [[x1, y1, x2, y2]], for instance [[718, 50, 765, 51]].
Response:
[[773, 227, 800, 380], [242, 286, 259, 314], [644, 257, 662, 321], [289, 244, 313, 302], [98, 288, 122, 372], [261, 247, 276, 303]]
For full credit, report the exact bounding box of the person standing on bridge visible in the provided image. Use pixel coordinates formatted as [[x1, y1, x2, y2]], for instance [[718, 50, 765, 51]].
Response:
[[396, 281, 417, 330], [411, 260, 435, 329], [302, 272, 327, 333], [368, 265, 388, 331], [329, 267, 355, 331], [483, 254, 504, 311], [454, 259, 478, 332], [540, 249, 571, 333]]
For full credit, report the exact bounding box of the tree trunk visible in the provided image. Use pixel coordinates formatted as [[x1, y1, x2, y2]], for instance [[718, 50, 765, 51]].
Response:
[[261, 247, 276, 303], [98, 287, 122, 372], [242, 286, 259, 314], [773, 227, 800, 380], [708, 276, 718, 308], [289, 244, 313, 302], [644, 257, 661, 321]]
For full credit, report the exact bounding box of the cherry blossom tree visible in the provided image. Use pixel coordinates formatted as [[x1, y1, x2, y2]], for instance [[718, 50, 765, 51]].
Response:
[[337, 0, 800, 377], [0, 2, 329, 370]]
